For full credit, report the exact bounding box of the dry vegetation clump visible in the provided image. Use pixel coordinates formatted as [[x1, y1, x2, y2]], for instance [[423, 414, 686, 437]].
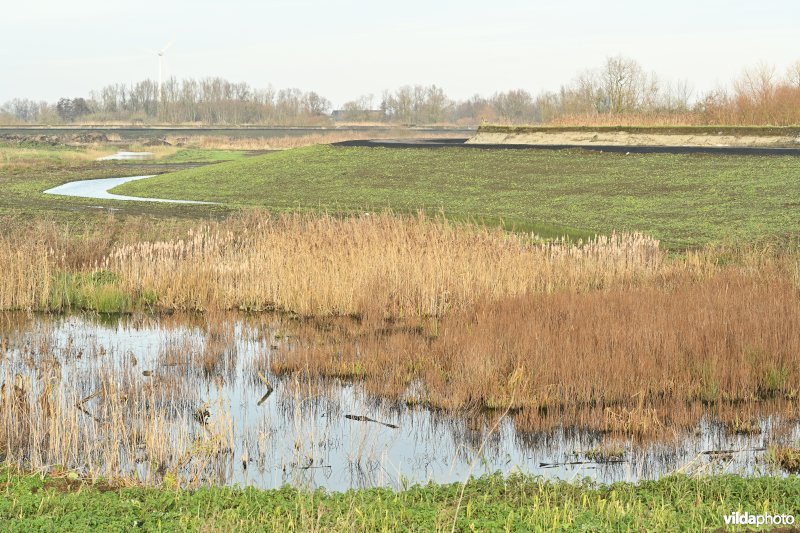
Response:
[[0, 368, 223, 486], [547, 113, 705, 127], [0, 230, 54, 311], [269, 266, 800, 437], [0, 145, 116, 170], [769, 446, 800, 473], [2, 212, 799, 438], [105, 212, 664, 317], [0, 309, 254, 487]]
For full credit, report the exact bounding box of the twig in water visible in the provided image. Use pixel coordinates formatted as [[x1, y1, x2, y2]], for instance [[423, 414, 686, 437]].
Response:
[[344, 414, 399, 429], [76, 404, 102, 423], [256, 372, 275, 406], [539, 459, 625, 468], [702, 447, 766, 455], [257, 390, 273, 406]]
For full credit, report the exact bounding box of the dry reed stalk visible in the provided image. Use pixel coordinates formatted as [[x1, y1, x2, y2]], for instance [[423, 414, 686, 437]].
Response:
[[106, 211, 666, 317], [269, 267, 800, 438], [0, 233, 53, 310], [0, 328, 230, 487]]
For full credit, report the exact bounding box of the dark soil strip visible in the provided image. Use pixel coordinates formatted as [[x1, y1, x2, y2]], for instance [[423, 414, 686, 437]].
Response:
[[334, 139, 800, 156]]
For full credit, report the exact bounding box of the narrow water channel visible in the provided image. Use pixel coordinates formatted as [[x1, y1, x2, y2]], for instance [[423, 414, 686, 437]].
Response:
[[43, 175, 215, 204]]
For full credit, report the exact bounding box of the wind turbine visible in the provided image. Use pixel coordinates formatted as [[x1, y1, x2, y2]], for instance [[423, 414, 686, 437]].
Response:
[[156, 39, 175, 102]]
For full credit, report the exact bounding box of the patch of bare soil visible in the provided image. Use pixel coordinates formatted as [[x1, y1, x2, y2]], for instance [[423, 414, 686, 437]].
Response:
[[468, 131, 800, 147]]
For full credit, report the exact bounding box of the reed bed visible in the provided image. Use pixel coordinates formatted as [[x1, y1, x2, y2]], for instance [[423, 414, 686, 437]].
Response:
[[1, 211, 798, 443], [0, 211, 669, 315], [269, 268, 800, 437], [0, 231, 53, 311], [103, 212, 665, 317]]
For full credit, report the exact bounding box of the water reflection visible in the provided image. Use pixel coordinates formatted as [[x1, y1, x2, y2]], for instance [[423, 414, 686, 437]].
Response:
[[0, 312, 796, 491], [43, 175, 216, 204], [96, 151, 154, 161]]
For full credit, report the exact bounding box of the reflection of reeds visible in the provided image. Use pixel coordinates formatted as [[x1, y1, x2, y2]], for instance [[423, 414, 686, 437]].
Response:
[[0, 331, 233, 488]]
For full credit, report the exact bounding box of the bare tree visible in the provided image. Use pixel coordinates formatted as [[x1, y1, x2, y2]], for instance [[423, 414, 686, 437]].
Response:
[[786, 61, 800, 88], [493, 90, 535, 123], [341, 94, 376, 121], [599, 55, 657, 114], [735, 62, 777, 105]]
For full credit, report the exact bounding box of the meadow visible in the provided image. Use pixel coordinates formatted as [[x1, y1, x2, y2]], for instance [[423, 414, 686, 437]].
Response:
[[114, 144, 800, 247], [1, 469, 798, 531], [0, 141, 235, 228]]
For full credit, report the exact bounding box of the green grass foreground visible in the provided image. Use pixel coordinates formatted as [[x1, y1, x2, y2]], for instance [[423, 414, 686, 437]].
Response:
[[113, 145, 800, 247], [1, 470, 798, 531]]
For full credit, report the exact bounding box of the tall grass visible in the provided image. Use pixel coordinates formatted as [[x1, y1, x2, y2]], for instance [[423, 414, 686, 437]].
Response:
[[0, 211, 667, 314], [104, 212, 664, 317], [2, 210, 793, 319], [2, 212, 798, 436], [547, 112, 705, 127], [268, 267, 800, 435], [0, 232, 53, 311]]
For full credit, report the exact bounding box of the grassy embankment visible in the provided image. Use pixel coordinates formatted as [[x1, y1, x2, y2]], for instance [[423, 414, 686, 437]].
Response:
[[1, 468, 798, 531], [114, 144, 800, 247]]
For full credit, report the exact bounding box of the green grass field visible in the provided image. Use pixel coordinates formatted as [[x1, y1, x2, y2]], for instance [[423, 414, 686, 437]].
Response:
[[1, 469, 797, 531], [154, 148, 250, 164], [114, 145, 800, 247], [0, 144, 234, 227]]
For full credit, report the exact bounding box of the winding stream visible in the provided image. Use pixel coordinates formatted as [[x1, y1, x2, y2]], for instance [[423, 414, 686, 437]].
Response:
[[44, 175, 216, 204]]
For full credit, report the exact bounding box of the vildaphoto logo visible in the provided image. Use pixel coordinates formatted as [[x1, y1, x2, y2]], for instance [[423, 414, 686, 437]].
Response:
[[723, 511, 795, 527]]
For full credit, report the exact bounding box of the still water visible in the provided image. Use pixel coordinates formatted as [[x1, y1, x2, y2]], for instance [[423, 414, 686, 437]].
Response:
[[43, 175, 215, 204], [0, 313, 795, 491]]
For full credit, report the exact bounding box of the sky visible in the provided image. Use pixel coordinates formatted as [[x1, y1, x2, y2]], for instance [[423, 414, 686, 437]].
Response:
[[1, 0, 798, 107]]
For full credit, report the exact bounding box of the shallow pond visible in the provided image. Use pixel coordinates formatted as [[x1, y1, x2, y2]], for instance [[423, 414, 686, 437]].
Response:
[[96, 151, 154, 161], [0, 313, 795, 491]]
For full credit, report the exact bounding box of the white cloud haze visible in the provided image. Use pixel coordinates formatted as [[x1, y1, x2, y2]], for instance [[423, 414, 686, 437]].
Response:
[[1, 0, 798, 106]]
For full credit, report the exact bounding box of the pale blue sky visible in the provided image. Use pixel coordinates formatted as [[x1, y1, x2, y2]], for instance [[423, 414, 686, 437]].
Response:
[[1, 0, 798, 106]]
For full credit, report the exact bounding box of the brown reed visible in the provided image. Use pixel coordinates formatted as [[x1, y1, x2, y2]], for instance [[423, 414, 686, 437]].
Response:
[[269, 266, 800, 437], [103, 211, 666, 317], [2, 211, 798, 441]]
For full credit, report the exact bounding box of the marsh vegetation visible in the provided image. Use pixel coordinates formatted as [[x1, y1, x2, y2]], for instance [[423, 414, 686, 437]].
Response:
[[0, 139, 798, 531], [1, 210, 799, 488]]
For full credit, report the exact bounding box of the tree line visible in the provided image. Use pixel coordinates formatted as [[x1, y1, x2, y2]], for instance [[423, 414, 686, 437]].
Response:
[[3, 57, 800, 126]]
